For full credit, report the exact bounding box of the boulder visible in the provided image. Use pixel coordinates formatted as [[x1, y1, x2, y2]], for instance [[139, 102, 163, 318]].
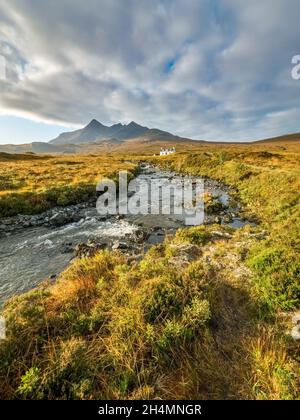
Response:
[[49, 212, 69, 227], [75, 240, 107, 258], [112, 241, 129, 250], [168, 243, 201, 268]]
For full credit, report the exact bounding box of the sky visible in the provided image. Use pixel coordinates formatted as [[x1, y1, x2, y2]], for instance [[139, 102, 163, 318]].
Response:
[[0, 0, 300, 144]]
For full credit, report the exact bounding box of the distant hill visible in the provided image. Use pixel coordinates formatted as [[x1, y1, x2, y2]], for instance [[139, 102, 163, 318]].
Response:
[[0, 152, 51, 161], [0, 142, 77, 154], [254, 133, 300, 143]]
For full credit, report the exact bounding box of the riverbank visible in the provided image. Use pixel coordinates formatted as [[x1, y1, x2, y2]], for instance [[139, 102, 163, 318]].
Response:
[[0, 165, 255, 305], [0, 143, 299, 400], [1, 221, 298, 399], [0, 154, 138, 218], [149, 146, 300, 313], [0, 164, 253, 235]]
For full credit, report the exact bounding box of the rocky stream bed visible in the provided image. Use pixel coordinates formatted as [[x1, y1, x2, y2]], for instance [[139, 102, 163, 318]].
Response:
[[0, 164, 256, 305]]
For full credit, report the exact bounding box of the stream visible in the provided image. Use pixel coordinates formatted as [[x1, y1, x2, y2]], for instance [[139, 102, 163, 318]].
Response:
[[0, 165, 255, 305]]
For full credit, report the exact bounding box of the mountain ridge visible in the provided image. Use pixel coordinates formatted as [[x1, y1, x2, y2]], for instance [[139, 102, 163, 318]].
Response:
[[49, 119, 177, 145], [0, 120, 299, 155]]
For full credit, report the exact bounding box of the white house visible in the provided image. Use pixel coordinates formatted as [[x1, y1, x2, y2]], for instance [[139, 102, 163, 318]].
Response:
[[160, 146, 176, 156]]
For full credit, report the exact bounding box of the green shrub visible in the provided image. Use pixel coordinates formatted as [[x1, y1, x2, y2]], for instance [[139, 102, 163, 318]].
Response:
[[18, 367, 43, 399]]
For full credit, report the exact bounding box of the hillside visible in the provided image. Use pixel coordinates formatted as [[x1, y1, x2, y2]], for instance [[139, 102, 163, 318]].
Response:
[[254, 133, 300, 143]]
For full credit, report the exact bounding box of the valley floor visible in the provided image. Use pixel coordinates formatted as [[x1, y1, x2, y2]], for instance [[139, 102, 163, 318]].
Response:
[[0, 140, 299, 399]]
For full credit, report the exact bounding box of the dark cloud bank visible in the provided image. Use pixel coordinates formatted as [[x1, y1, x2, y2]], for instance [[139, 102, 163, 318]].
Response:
[[0, 0, 300, 141]]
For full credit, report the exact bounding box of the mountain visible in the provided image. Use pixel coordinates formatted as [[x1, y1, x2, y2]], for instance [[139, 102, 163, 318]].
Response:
[[0, 120, 181, 154], [0, 119, 185, 154], [2, 118, 299, 155], [49, 120, 180, 145], [50, 119, 121, 145]]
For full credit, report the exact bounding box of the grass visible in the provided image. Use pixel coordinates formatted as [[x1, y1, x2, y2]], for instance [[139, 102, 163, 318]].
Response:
[[151, 141, 300, 315], [0, 139, 299, 399], [0, 226, 298, 399], [0, 154, 138, 217]]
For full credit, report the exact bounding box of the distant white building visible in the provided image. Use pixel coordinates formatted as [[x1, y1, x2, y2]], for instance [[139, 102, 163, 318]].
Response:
[[160, 146, 176, 156]]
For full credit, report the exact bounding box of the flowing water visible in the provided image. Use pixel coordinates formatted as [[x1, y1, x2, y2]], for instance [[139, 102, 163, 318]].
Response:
[[0, 217, 138, 303], [0, 166, 255, 305]]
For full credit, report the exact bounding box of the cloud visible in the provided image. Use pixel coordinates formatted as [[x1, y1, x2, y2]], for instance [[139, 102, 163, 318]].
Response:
[[0, 0, 299, 141]]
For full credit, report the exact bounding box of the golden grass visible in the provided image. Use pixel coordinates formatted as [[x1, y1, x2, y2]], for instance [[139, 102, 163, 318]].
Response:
[[0, 225, 298, 400], [0, 154, 138, 217], [0, 138, 299, 400], [0, 153, 138, 195]]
